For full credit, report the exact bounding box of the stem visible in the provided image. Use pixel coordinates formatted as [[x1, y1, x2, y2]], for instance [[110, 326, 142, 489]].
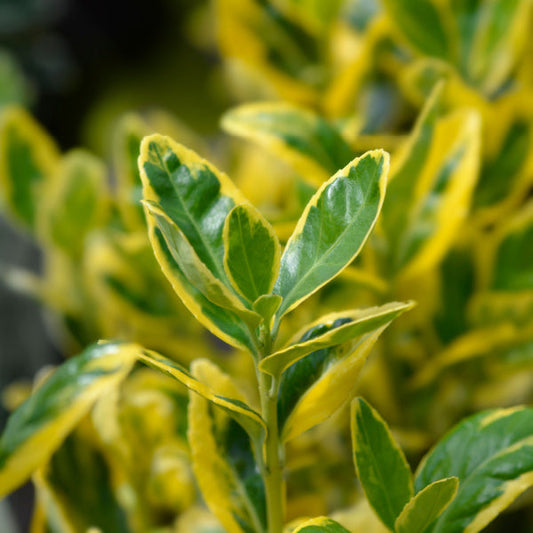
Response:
[[259, 370, 284, 533]]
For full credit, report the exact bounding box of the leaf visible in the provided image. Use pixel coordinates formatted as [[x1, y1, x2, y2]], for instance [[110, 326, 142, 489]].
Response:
[[44, 149, 109, 257], [0, 105, 59, 232], [260, 302, 413, 377], [465, 0, 531, 94], [273, 149, 389, 320], [381, 0, 449, 59], [280, 326, 391, 442], [138, 350, 265, 445], [351, 398, 413, 531], [217, 0, 321, 104], [222, 102, 354, 185], [188, 359, 267, 533], [253, 294, 283, 328], [382, 86, 481, 279], [395, 477, 458, 533], [290, 517, 350, 532], [223, 203, 281, 302], [33, 430, 130, 533], [415, 406, 533, 533], [0, 341, 139, 498], [112, 112, 148, 230], [139, 134, 259, 352], [145, 201, 260, 328]]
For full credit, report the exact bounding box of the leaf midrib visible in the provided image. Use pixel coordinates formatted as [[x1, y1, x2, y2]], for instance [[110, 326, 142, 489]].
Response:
[[278, 164, 380, 310], [152, 145, 228, 284]]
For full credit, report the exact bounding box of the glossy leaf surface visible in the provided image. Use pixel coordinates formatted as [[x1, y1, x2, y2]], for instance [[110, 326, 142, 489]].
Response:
[[280, 326, 391, 442], [351, 398, 413, 531], [139, 135, 258, 352], [415, 406, 533, 533], [290, 517, 350, 532], [0, 342, 138, 498], [223, 203, 281, 302], [222, 102, 353, 184], [261, 302, 413, 377], [274, 149, 389, 319], [395, 477, 458, 533]]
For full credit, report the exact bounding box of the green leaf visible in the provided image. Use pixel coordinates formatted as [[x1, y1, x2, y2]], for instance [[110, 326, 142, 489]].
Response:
[[112, 112, 148, 230], [279, 324, 394, 442], [138, 350, 265, 445], [0, 50, 32, 108], [253, 294, 283, 328], [139, 134, 259, 352], [188, 359, 266, 533], [395, 477, 458, 533], [273, 149, 389, 320], [382, 85, 481, 278], [44, 149, 109, 257], [489, 203, 533, 292], [415, 406, 533, 533], [145, 201, 260, 329], [217, 0, 321, 104], [33, 430, 130, 533], [381, 0, 449, 59], [290, 517, 350, 532], [0, 341, 139, 499], [0, 105, 59, 232], [260, 302, 413, 377], [223, 203, 281, 302], [222, 102, 354, 185], [351, 398, 413, 531]]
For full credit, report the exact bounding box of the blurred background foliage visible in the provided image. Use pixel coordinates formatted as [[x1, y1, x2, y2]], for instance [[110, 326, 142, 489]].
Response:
[[0, 0, 532, 531]]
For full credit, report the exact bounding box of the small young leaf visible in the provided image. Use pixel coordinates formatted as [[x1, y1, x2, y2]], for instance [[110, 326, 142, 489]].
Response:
[[273, 149, 389, 320], [290, 517, 350, 532], [0, 341, 139, 498], [222, 102, 354, 185], [138, 350, 265, 445], [0, 106, 59, 232], [415, 406, 533, 533], [223, 203, 281, 302], [253, 294, 283, 327], [351, 398, 413, 531], [260, 302, 413, 377], [395, 477, 458, 533], [188, 359, 266, 533]]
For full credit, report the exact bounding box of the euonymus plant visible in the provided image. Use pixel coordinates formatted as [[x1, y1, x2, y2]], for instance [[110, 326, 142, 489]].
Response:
[[1, 134, 533, 532]]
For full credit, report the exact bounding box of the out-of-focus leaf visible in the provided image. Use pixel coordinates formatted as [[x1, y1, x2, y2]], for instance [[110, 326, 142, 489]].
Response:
[[381, 0, 449, 59], [216, 0, 322, 104], [43, 149, 109, 258], [395, 477, 458, 533], [33, 430, 129, 533], [188, 359, 267, 533], [351, 398, 413, 530], [222, 102, 354, 185], [415, 406, 533, 533], [0, 49, 32, 108], [260, 302, 413, 377], [383, 85, 481, 279], [0, 342, 139, 498], [0, 106, 59, 231], [273, 149, 389, 320]]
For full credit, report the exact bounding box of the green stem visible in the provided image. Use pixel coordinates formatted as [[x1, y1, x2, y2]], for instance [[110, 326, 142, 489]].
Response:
[[257, 326, 284, 533], [259, 370, 284, 533]]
